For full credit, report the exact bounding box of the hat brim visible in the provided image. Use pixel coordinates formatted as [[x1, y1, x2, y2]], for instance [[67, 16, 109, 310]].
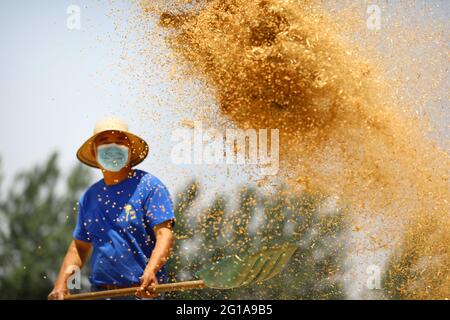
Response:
[[76, 130, 149, 169]]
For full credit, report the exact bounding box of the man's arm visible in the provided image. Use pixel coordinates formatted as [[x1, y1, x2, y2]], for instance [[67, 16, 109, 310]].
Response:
[[137, 220, 174, 298], [48, 239, 92, 300]]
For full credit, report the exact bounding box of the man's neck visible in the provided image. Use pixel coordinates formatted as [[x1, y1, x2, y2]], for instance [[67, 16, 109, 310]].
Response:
[[102, 167, 133, 186]]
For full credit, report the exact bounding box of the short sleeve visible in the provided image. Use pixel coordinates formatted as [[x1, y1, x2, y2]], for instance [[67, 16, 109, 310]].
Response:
[[72, 194, 92, 242], [145, 181, 176, 229]]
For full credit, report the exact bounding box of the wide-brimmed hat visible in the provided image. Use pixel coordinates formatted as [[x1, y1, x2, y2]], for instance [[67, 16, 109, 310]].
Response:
[[77, 117, 149, 169]]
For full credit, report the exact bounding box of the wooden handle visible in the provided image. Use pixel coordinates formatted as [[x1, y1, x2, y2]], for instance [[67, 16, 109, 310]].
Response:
[[64, 280, 206, 300]]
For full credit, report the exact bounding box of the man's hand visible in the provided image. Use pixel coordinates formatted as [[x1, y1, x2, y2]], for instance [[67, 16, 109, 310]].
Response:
[[136, 220, 174, 299], [48, 287, 69, 300], [136, 270, 160, 299]]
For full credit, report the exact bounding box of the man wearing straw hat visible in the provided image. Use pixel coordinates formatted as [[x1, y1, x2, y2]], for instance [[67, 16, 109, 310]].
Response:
[[48, 117, 175, 300]]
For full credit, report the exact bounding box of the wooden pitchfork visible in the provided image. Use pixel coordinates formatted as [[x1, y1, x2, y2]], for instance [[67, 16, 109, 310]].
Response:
[[64, 244, 298, 300]]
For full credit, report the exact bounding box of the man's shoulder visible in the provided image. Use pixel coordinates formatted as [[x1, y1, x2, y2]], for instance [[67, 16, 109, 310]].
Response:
[[136, 170, 168, 192], [80, 178, 104, 203]]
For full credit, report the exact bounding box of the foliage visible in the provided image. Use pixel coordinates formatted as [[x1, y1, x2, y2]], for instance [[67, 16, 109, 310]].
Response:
[[0, 153, 91, 299]]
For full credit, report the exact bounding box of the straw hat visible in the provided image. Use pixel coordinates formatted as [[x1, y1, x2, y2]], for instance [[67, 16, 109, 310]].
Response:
[[76, 117, 149, 169]]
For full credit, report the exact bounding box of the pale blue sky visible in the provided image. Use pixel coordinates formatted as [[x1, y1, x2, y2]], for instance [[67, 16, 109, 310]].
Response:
[[0, 0, 448, 198], [0, 1, 141, 183], [0, 0, 247, 195]]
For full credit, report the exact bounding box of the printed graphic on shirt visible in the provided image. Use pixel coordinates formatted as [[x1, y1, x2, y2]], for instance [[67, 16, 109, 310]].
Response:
[[124, 204, 137, 222]]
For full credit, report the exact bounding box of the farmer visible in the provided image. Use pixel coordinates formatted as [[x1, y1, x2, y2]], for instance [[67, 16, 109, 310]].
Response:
[[48, 117, 175, 300]]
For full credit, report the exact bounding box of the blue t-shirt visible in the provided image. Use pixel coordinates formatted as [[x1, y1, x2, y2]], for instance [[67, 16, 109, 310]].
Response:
[[73, 169, 175, 286]]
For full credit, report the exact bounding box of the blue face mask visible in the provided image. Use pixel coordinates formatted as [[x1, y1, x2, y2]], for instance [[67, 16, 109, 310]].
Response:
[[96, 143, 130, 172]]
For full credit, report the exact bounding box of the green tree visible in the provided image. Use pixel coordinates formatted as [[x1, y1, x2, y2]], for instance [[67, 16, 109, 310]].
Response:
[[0, 153, 92, 299]]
